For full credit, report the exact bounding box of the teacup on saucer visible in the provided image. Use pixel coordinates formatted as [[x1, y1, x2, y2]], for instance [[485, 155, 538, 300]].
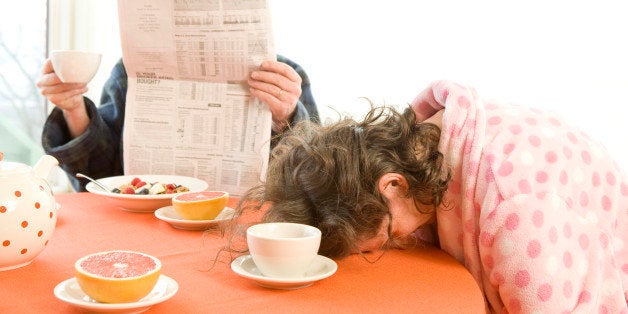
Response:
[[247, 223, 321, 278]]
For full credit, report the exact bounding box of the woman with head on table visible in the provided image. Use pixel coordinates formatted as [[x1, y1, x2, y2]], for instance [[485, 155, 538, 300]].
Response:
[[235, 80, 628, 313], [37, 56, 319, 192]]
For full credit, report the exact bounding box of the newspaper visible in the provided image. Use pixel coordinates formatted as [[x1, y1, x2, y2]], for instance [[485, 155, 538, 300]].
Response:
[[117, 0, 275, 196]]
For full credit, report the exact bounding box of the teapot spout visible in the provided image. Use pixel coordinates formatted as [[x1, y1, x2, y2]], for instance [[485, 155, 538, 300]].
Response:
[[33, 155, 59, 180]]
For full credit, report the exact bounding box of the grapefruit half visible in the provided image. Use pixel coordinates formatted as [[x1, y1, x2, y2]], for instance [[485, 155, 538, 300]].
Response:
[[74, 250, 161, 303], [172, 191, 229, 220]]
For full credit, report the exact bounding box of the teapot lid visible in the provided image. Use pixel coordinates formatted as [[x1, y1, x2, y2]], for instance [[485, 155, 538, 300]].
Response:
[[0, 161, 31, 175], [0, 152, 31, 176]]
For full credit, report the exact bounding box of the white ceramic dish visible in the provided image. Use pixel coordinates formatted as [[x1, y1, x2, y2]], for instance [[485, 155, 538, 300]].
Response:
[[53, 275, 178, 313], [231, 254, 337, 290], [85, 175, 208, 212], [154, 205, 235, 231]]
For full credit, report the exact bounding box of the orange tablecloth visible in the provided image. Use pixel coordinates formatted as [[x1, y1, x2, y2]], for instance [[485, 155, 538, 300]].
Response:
[[0, 192, 486, 313]]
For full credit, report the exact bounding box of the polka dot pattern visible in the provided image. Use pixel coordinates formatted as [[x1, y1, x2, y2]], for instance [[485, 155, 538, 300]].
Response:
[[431, 81, 628, 313], [505, 213, 519, 231], [545, 151, 558, 163], [527, 240, 541, 258], [537, 283, 553, 302], [515, 270, 530, 288], [1, 181, 57, 270], [498, 161, 514, 176], [529, 135, 541, 147]]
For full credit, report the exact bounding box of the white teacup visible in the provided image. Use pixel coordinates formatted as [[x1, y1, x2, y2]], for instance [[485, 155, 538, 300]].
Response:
[[50, 50, 102, 83], [247, 222, 321, 278]]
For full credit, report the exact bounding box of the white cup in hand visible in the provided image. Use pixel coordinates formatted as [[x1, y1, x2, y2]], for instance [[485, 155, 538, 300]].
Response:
[[50, 50, 102, 83], [247, 222, 321, 278]]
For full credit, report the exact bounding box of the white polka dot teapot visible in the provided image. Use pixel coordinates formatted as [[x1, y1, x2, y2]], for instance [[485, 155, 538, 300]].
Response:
[[0, 152, 59, 271]]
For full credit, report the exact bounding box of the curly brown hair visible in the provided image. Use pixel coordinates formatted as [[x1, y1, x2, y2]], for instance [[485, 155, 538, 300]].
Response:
[[234, 105, 450, 259]]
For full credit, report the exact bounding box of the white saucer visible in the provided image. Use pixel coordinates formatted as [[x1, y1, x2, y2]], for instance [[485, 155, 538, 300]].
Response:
[[54, 275, 178, 313], [231, 255, 337, 290], [154, 206, 235, 231]]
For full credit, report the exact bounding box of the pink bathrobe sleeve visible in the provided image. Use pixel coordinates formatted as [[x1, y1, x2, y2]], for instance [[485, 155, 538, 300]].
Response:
[[412, 81, 628, 313]]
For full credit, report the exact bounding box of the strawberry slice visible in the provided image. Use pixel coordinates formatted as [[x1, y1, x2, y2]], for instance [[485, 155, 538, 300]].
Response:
[[123, 187, 135, 194], [131, 177, 142, 186]]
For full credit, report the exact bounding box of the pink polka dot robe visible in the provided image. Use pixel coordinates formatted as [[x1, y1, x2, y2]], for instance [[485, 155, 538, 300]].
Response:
[[411, 81, 628, 313]]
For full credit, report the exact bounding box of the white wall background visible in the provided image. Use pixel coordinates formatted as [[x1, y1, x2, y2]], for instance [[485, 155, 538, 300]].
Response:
[[48, 0, 121, 106], [52, 0, 628, 171], [270, 0, 628, 170]]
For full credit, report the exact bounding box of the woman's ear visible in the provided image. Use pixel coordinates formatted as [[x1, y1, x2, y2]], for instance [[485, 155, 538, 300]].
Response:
[[377, 173, 409, 199]]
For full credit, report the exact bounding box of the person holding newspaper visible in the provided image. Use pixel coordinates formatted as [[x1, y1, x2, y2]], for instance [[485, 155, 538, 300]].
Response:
[[37, 55, 320, 192]]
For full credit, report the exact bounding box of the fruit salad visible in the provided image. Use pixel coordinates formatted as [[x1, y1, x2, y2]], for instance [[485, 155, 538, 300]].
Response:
[[111, 177, 190, 195]]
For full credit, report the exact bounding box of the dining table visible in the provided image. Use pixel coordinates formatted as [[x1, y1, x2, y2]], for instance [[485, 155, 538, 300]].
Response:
[[0, 192, 486, 313]]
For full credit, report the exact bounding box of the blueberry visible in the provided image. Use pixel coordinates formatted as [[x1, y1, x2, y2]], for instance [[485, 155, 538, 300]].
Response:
[[136, 188, 150, 195]]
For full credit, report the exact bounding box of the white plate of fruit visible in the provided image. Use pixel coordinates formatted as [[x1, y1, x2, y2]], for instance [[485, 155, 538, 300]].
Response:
[[85, 175, 208, 212]]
